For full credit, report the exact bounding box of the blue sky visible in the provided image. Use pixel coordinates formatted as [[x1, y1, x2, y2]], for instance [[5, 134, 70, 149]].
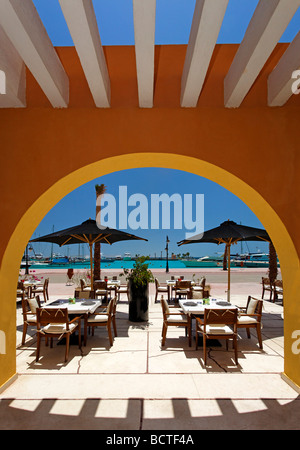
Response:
[[32, 0, 300, 45], [29, 1, 300, 259], [32, 168, 270, 259]]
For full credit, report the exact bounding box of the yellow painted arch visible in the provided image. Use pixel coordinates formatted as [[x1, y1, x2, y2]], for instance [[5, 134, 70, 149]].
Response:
[[1, 153, 300, 389]]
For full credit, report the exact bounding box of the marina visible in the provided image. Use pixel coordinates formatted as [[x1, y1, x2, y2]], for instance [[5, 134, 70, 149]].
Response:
[[22, 252, 280, 271]]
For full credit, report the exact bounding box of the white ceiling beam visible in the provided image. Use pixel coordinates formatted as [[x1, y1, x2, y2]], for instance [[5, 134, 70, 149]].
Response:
[[268, 30, 300, 106], [224, 0, 300, 108], [181, 0, 229, 108], [59, 0, 110, 108], [133, 0, 156, 108], [0, 0, 69, 108], [0, 25, 26, 107]]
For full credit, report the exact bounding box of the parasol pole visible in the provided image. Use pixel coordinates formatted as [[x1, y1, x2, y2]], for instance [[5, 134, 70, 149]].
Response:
[[89, 243, 94, 287], [227, 243, 231, 302]]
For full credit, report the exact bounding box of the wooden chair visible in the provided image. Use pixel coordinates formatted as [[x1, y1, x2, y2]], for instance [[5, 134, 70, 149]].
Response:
[[91, 296, 117, 336], [261, 277, 273, 301], [273, 280, 283, 302], [36, 307, 81, 362], [155, 278, 169, 303], [237, 296, 263, 349], [202, 284, 211, 298], [170, 281, 177, 301], [116, 282, 129, 302], [93, 280, 109, 304], [21, 295, 41, 345], [31, 278, 49, 303], [191, 276, 206, 298], [80, 278, 92, 292], [195, 308, 238, 365], [83, 297, 116, 346], [17, 281, 27, 301], [106, 281, 117, 300], [161, 298, 190, 346], [175, 280, 192, 301]]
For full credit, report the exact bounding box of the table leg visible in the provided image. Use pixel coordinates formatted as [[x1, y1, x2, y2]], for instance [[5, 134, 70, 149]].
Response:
[[83, 313, 88, 346], [168, 285, 171, 303], [188, 314, 192, 347]]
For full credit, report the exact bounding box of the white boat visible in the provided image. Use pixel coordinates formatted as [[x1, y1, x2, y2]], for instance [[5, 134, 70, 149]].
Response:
[[33, 252, 44, 260], [123, 252, 131, 261], [233, 253, 280, 268], [181, 256, 223, 268], [31, 261, 50, 266]]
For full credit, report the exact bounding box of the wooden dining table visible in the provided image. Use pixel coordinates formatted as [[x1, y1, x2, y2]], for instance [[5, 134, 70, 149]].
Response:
[[44, 297, 102, 315], [23, 280, 43, 298], [42, 297, 103, 345], [166, 279, 196, 300], [179, 299, 238, 346]]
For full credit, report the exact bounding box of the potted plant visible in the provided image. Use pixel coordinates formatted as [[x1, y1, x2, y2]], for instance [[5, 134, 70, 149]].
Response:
[[123, 256, 154, 322]]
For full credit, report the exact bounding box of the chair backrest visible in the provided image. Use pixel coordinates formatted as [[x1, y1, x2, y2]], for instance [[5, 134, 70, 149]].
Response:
[[21, 297, 30, 318], [112, 297, 117, 315], [262, 277, 271, 286], [23, 295, 41, 313], [155, 278, 159, 288], [112, 276, 117, 281], [106, 299, 114, 316], [200, 276, 206, 288], [36, 308, 69, 330], [246, 296, 263, 321], [22, 295, 41, 319], [161, 298, 170, 318], [17, 281, 25, 290], [176, 280, 191, 289], [78, 291, 92, 299], [44, 278, 49, 289], [274, 279, 283, 288], [204, 308, 238, 327], [80, 279, 86, 290], [94, 280, 107, 290]]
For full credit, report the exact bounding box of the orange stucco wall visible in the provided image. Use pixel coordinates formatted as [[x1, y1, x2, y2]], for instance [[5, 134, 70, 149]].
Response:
[[0, 44, 299, 389]]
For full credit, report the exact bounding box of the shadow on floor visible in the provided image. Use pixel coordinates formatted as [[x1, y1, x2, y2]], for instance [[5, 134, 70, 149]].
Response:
[[0, 396, 299, 430]]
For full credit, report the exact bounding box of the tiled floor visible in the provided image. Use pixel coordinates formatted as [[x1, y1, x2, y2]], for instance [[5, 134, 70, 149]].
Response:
[[1, 286, 299, 430]]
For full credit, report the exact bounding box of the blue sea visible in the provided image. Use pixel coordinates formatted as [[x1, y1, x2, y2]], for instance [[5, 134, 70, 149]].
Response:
[[29, 259, 187, 270]]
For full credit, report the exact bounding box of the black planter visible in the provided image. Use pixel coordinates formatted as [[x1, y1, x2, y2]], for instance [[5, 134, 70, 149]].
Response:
[[128, 281, 149, 322]]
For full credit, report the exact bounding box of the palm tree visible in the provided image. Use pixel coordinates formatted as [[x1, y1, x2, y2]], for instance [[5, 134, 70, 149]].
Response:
[[268, 241, 278, 284], [94, 183, 107, 281]]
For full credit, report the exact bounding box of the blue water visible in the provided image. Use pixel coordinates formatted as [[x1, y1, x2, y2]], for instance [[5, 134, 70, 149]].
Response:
[[29, 259, 187, 270]]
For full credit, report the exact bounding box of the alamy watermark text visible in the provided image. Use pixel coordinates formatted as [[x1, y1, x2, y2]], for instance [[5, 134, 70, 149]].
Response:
[[96, 186, 204, 239]]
